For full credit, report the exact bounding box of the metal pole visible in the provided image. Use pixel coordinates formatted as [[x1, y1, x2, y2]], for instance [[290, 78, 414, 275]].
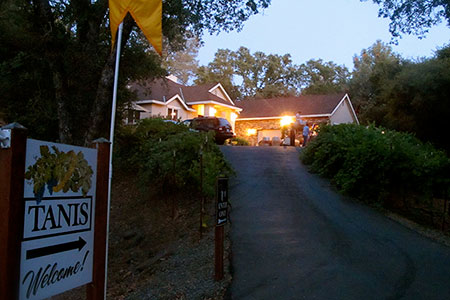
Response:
[[104, 22, 123, 299], [199, 147, 204, 239]]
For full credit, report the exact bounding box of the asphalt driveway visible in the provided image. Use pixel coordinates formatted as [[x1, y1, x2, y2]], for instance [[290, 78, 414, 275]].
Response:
[[221, 146, 450, 300]]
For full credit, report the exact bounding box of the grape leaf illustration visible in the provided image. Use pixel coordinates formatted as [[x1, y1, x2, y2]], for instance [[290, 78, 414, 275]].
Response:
[[25, 145, 94, 203]]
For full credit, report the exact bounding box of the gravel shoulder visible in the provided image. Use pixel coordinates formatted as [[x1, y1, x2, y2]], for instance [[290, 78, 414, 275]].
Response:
[[51, 171, 232, 300]]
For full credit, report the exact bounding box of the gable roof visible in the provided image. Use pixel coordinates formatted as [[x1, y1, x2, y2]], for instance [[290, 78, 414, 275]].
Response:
[[129, 78, 237, 108], [237, 93, 348, 119]]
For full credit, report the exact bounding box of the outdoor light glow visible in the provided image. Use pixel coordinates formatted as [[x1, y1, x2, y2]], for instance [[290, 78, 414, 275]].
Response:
[[247, 128, 257, 136], [231, 112, 238, 121], [280, 116, 294, 127], [197, 104, 204, 116], [210, 107, 217, 116]]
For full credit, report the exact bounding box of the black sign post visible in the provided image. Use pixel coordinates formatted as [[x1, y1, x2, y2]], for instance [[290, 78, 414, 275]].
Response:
[[215, 177, 228, 281], [216, 177, 228, 226]]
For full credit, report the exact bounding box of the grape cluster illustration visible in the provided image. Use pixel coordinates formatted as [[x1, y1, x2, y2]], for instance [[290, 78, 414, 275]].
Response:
[[25, 145, 94, 203]]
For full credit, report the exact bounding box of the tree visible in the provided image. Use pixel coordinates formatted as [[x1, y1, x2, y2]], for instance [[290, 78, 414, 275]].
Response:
[[348, 40, 403, 124], [365, 0, 450, 38], [195, 49, 242, 100], [299, 59, 349, 95], [382, 45, 450, 152], [233, 47, 300, 98], [196, 46, 301, 99], [0, 0, 272, 145], [162, 36, 200, 85], [349, 40, 450, 152]]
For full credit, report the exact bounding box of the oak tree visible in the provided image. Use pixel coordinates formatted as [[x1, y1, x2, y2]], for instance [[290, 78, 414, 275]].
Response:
[[0, 0, 271, 145], [365, 0, 450, 38]]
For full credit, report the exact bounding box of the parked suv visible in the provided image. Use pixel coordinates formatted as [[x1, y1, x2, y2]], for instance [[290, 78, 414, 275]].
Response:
[[190, 116, 235, 145]]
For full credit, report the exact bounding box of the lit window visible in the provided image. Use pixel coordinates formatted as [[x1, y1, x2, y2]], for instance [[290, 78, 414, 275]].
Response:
[[168, 108, 178, 120], [210, 107, 217, 116], [197, 105, 204, 116]]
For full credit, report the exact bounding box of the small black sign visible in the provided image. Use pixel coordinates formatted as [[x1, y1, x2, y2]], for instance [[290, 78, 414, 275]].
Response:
[[216, 177, 228, 226]]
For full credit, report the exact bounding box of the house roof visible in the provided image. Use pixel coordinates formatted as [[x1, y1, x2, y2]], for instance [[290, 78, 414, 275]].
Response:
[[129, 78, 237, 108], [236, 93, 348, 119]]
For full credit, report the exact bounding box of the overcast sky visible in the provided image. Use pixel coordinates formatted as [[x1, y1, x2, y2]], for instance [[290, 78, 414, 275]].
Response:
[[197, 0, 450, 70]]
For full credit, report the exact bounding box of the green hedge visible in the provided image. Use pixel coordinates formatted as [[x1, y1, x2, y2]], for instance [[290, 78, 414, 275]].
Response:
[[230, 137, 250, 146], [301, 124, 450, 205], [114, 118, 234, 198]]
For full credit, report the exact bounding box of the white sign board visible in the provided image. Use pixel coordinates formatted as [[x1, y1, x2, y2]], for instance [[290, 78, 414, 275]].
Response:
[[19, 139, 97, 300]]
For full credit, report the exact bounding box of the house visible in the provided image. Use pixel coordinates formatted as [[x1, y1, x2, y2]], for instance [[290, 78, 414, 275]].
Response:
[[235, 93, 358, 145], [127, 75, 242, 129]]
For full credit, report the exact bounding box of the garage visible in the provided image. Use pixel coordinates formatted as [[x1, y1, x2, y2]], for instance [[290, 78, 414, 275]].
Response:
[[257, 130, 281, 145]]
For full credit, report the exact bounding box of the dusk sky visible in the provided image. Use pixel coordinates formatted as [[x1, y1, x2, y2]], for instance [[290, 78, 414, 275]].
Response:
[[197, 0, 450, 70]]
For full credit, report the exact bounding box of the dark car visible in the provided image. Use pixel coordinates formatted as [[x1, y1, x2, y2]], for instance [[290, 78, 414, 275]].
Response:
[[190, 116, 235, 145]]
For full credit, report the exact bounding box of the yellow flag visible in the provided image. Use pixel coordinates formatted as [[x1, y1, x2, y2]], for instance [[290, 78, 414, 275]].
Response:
[[109, 0, 162, 55]]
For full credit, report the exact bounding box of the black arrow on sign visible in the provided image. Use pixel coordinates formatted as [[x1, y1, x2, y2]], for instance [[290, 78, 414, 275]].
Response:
[[26, 237, 86, 260]]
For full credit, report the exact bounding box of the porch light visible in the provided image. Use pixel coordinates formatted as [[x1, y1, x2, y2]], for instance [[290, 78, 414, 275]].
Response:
[[280, 116, 294, 127], [247, 128, 257, 136], [210, 107, 217, 116]]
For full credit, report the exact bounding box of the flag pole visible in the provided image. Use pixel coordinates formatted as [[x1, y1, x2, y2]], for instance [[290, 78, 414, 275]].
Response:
[[105, 21, 123, 298]]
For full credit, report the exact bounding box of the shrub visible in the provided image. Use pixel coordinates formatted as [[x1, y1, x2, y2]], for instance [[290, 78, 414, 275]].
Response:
[[300, 124, 450, 205], [114, 118, 234, 198], [230, 137, 250, 146]]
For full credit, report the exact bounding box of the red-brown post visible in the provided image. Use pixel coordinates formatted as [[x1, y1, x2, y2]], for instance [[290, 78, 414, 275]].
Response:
[[87, 138, 111, 300], [0, 123, 27, 299], [215, 225, 224, 281]]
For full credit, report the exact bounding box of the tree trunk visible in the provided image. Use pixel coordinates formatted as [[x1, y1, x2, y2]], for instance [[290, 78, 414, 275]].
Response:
[[34, 0, 72, 144], [84, 18, 134, 146], [51, 62, 72, 144]]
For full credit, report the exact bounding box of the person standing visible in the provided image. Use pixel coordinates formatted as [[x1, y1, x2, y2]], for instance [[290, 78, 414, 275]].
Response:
[[295, 111, 305, 127], [302, 123, 310, 147], [295, 111, 305, 145]]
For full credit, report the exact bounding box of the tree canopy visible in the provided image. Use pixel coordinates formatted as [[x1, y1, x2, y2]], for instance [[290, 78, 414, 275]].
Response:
[[0, 0, 271, 145], [195, 47, 349, 99], [348, 40, 403, 123], [300, 59, 350, 95], [365, 0, 450, 38], [349, 40, 450, 153]]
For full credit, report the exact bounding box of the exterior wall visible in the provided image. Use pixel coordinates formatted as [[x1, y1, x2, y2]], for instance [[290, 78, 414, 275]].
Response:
[[304, 117, 330, 125], [236, 117, 330, 146], [167, 99, 190, 120], [204, 104, 216, 117], [133, 98, 239, 125], [186, 111, 197, 120], [235, 119, 281, 146], [138, 101, 195, 121], [141, 112, 152, 119], [210, 87, 228, 101], [257, 130, 281, 144], [330, 99, 356, 124], [216, 108, 238, 131]]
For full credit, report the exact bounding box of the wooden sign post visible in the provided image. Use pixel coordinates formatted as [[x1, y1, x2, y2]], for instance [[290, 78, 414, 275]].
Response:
[[87, 138, 110, 300], [0, 123, 110, 300], [0, 123, 27, 300]]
